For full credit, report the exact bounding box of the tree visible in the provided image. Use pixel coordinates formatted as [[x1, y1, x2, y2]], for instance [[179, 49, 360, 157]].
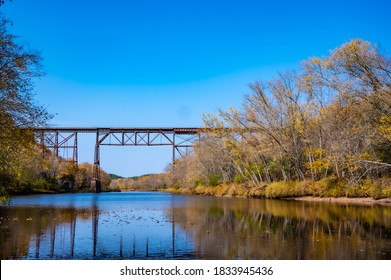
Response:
[[301, 39, 391, 184], [0, 13, 50, 190], [0, 16, 49, 127]]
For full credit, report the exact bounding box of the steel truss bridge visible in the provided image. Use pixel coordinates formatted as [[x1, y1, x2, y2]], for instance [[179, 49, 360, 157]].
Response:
[[33, 127, 201, 192]]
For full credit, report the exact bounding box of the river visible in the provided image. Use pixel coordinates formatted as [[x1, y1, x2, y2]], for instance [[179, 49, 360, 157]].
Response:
[[0, 192, 390, 260]]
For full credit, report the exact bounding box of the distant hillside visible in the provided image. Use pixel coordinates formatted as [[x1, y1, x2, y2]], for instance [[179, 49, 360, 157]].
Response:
[[109, 174, 123, 179], [128, 174, 153, 180]]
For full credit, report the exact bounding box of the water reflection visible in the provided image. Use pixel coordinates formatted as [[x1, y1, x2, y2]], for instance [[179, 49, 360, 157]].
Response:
[[170, 197, 391, 259], [0, 206, 91, 259], [0, 193, 390, 259]]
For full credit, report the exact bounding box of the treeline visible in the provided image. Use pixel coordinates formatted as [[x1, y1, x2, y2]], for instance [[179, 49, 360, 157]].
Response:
[[165, 39, 391, 198], [110, 173, 167, 191], [0, 140, 112, 195]]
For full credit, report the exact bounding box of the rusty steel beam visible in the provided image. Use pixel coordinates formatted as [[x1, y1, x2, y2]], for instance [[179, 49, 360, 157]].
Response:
[[34, 130, 78, 165], [33, 127, 201, 134]]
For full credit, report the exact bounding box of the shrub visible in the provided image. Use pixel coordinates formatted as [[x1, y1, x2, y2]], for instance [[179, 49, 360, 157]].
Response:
[[208, 175, 221, 187]]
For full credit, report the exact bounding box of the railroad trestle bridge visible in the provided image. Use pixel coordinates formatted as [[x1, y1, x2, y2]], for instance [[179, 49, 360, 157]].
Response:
[[33, 127, 201, 192]]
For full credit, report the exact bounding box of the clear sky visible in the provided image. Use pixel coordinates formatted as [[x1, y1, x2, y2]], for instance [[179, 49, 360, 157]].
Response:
[[2, 0, 391, 177]]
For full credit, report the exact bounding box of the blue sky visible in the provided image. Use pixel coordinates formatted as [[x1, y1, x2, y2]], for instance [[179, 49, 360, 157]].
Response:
[[2, 0, 391, 177]]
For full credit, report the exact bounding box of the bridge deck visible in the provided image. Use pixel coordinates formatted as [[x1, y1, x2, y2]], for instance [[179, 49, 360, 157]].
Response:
[[32, 127, 201, 134]]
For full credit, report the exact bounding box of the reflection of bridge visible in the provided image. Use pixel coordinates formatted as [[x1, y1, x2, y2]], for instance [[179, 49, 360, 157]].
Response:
[[33, 127, 201, 192], [33, 206, 180, 259]]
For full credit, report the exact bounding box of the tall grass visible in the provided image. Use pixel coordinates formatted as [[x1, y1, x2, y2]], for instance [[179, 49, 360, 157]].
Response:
[[163, 178, 391, 199]]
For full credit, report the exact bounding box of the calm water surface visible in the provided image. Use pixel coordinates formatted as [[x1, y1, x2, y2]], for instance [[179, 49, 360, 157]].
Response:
[[0, 192, 390, 260]]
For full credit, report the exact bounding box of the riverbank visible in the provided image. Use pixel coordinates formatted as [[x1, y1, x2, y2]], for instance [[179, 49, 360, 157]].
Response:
[[282, 196, 391, 206], [164, 178, 391, 206]]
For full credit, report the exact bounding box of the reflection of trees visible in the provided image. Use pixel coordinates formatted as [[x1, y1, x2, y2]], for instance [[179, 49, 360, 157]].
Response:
[[171, 198, 391, 259], [0, 206, 92, 259]]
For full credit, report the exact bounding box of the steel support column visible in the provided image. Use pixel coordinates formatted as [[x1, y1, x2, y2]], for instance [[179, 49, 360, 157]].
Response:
[[54, 131, 59, 157], [172, 132, 176, 165], [91, 131, 101, 193], [73, 132, 78, 165]]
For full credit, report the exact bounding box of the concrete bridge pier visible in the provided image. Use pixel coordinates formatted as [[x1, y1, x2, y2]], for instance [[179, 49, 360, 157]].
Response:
[[90, 179, 101, 193]]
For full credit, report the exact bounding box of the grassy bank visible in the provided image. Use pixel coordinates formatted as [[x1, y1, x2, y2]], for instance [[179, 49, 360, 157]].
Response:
[[164, 178, 391, 201]]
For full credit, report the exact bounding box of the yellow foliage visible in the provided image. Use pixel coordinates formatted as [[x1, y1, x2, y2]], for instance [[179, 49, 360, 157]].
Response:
[[359, 152, 373, 160], [311, 58, 322, 66], [305, 147, 329, 173], [379, 116, 391, 141]]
